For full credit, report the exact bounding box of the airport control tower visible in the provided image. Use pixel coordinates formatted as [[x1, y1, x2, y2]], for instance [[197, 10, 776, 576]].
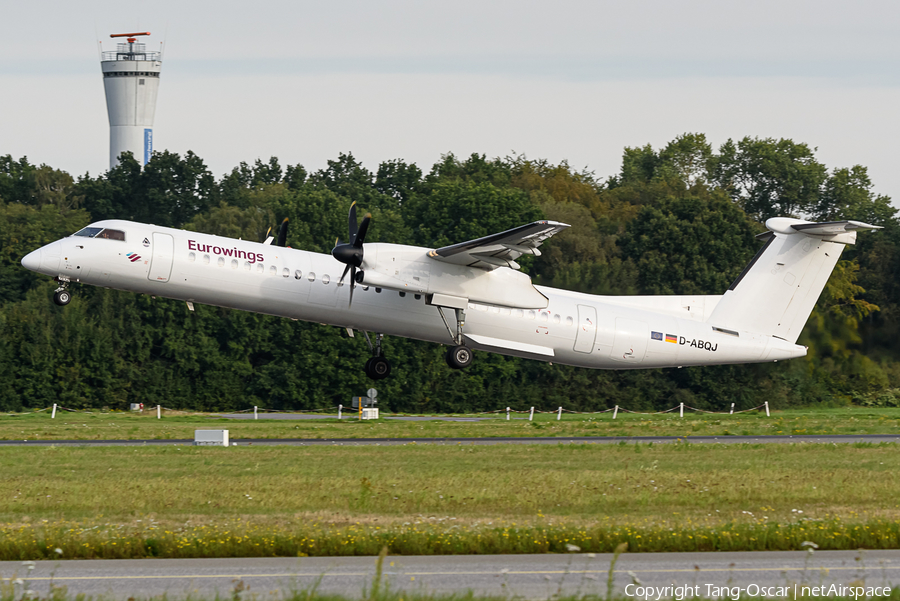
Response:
[[100, 32, 162, 169]]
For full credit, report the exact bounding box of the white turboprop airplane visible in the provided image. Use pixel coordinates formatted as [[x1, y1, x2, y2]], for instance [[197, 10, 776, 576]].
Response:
[[20, 204, 880, 380]]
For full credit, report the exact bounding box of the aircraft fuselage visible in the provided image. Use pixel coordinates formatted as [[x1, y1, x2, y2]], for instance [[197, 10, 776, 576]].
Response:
[[22, 220, 806, 371]]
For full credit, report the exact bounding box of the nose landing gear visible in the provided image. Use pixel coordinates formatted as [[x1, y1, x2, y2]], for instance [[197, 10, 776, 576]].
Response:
[[53, 279, 71, 306]]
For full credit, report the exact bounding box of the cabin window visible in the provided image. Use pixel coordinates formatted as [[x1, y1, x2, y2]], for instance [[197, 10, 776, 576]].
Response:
[[540, 312, 549, 322], [244, 262, 251, 270], [553, 314, 561, 324], [294, 269, 302, 279], [527, 310, 536, 320], [399, 291, 406, 297], [188, 252, 196, 262], [476, 304, 488, 312], [322, 274, 330, 284], [231, 259, 238, 269], [565, 316, 574, 326], [362, 285, 369, 291], [308, 272, 316, 282], [491, 306, 500, 313], [203, 254, 210, 265], [501, 308, 510, 316], [282, 268, 290, 278], [73, 226, 104, 238], [256, 263, 264, 273], [414, 294, 421, 300], [269, 265, 277, 276], [375, 287, 382, 293], [515, 309, 524, 318], [217, 257, 225, 267]]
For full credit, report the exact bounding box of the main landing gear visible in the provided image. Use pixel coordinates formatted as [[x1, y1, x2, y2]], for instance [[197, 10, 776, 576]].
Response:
[[361, 332, 391, 380], [53, 279, 71, 306], [437, 306, 474, 371]]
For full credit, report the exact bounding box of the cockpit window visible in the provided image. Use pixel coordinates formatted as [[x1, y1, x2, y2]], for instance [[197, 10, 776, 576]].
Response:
[[96, 229, 125, 240], [72, 227, 125, 241], [73, 227, 103, 238]]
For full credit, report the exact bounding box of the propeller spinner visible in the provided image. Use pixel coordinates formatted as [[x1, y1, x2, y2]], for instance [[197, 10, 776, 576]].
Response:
[[332, 202, 371, 306]]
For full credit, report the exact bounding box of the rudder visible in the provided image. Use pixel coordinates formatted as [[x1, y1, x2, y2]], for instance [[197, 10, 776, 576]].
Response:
[[707, 218, 880, 343]]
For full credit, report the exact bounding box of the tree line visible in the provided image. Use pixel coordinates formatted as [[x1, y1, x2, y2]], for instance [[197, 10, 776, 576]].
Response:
[[1, 134, 898, 412]]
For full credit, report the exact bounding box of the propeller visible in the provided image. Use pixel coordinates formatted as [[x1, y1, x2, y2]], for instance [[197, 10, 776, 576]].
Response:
[[275, 217, 289, 247], [332, 202, 371, 306], [263, 218, 290, 246]]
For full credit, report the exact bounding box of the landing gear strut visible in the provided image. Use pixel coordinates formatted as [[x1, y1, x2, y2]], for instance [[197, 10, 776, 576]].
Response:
[[53, 280, 71, 306], [437, 307, 474, 370], [362, 332, 391, 380]]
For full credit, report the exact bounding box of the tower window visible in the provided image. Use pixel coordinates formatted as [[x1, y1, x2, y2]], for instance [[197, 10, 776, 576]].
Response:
[[139, 79, 145, 85]]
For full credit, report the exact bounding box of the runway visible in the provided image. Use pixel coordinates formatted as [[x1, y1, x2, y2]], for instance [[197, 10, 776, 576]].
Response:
[[3, 550, 897, 600], [0, 434, 898, 446], [220, 413, 490, 421]]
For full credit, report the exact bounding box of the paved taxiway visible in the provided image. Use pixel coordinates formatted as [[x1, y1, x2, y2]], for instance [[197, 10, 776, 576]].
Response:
[[4, 551, 897, 599], [0, 434, 899, 446]]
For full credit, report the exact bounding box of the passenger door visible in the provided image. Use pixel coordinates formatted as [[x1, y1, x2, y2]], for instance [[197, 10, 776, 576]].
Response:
[[573, 304, 598, 353], [148, 233, 174, 283]]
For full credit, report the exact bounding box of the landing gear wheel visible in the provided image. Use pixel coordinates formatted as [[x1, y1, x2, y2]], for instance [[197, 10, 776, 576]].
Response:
[[53, 289, 71, 306], [366, 356, 391, 380], [445, 345, 473, 370]]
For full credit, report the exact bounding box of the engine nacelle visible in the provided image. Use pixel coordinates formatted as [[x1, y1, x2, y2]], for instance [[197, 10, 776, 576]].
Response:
[[358, 243, 549, 309]]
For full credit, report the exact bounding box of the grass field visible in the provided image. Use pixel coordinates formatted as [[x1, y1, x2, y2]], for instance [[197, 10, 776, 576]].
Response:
[[1, 407, 900, 441], [1, 442, 899, 559]]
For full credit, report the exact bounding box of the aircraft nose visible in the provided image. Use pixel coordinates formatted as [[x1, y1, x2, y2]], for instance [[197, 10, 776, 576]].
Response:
[[40, 241, 62, 272], [21, 249, 41, 272]]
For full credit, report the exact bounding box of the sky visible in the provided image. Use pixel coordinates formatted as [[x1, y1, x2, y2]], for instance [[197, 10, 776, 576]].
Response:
[[1, 0, 899, 204]]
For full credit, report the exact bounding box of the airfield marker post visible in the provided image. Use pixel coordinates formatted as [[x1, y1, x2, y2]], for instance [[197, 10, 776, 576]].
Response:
[[680, 402, 684, 418], [529, 407, 534, 421], [765, 401, 770, 417], [338, 404, 342, 420], [557, 406, 562, 421], [254, 406, 258, 420], [506, 407, 510, 421], [730, 403, 735, 415], [613, 405, 618, 419], [157, 405, 160, 419], [51, 403, 56, 419]]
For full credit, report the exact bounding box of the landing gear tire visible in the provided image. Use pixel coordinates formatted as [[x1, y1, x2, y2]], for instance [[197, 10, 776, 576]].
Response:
[[366, 356, 391, 380], [445, 345, 473, 370], [53, 289, 71, 306]]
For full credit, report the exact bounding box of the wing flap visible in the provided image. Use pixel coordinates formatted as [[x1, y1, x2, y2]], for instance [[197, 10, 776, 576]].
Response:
[[428, 220, 569, 270]]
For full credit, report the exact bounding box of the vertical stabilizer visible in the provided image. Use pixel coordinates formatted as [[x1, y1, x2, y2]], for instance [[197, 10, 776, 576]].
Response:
[[706, 219, 880, 343]]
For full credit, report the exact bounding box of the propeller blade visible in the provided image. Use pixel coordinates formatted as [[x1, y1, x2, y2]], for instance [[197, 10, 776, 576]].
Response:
[[348, 202, 358, 242], [354, 213, 372, 248], [349, 266, 356, 307], [276, 218, 289, 247], [338, 263, 351, 286]]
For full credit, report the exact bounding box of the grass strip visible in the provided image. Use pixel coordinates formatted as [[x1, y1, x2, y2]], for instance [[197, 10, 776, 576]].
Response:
[[2, 516, 900, 560], [1, 407, 900, 441]]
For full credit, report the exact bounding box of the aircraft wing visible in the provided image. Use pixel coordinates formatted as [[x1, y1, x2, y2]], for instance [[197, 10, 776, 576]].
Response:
[[427, 220, 569, 270]]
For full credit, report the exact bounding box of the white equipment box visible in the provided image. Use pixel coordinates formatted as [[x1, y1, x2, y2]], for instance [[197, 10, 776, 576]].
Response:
[[361, 408, 379, 420], [194, 429, 229, 446]]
